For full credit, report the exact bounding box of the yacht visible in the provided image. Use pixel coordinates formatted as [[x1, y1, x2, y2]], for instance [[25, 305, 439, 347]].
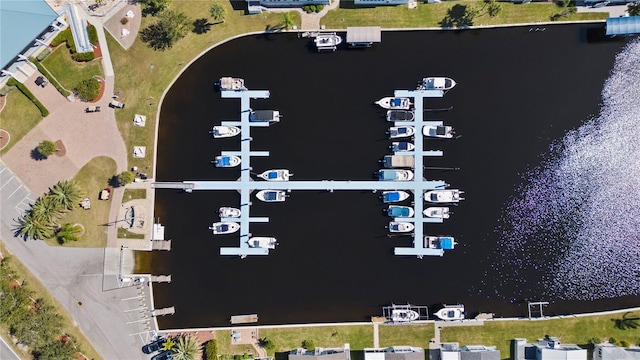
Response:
[[247, 237, 278, 249], [391, 142, 415, 152], [217, 77, 247, 91], [388, 126, 415, 139], [377, 169, 414, 181], [257, 169, 292, 181], [423, 125, 455, 138], [390, 308, 420, 323], [375, 97, 412, 110], [315, 32, 342, 50], [388, 221, 415, 233], [387, 205, 414, 218], [425, 189, 464, 203], [250, 110, 281, 124], [434, 304, 465, 321], [424, 236, 457, 252], [420, 77, 457, 91], [210, 125, 241, 138], [381, 191, 410, 203], [214, 155, 241, 168], [386, 110, 415, 122], [209, 222, 240, 235], [256, 190, 287, 202], [423, 207, 450, 219], [219, 207, 241, 218]]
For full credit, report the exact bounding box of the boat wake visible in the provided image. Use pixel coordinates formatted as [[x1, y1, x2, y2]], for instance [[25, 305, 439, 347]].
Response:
[[492, 38, 640, 301]]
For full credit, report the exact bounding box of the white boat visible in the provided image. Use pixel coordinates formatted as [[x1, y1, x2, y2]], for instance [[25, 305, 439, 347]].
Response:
[[424, 236, 457, 251], [217, 77, 247, 91], [375, 97, 412, 110], [247, 237, 278, 249], [387, 205, 414, 218], [391, 309, 420, 323], [423, 207, 450, 219], [388, 221, 415, 233], [209, 222, 240, 235], [257, 169, 291, 181], [214, 155, 241, 168], [256, 190, 287, 202], [377, 169, 414, 181], [421, 77, 457, 91], [210, 125, 241, 138], [434, 304, 465, 321], [423, 125, 454, 138], [219, 207, 241, 218], [315, 32, 342, 50], [387, 110, 414, 122], [381, 191, 410, 203], [391, 142, 415, 152], [425, 189, 464, 203], [388, 126, 415, 139], [250, 110, 281, 124]]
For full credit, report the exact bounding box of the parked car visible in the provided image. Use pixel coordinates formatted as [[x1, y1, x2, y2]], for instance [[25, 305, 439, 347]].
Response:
[[142, 337, 166, 354], [85, 106, 100, 113], [35, 76, 48, 88], [109, 99, 125, 109], [151, 350, 172, 360]]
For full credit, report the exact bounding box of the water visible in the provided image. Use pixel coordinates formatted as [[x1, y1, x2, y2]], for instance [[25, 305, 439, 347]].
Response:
[[146, 25, 638, 329]]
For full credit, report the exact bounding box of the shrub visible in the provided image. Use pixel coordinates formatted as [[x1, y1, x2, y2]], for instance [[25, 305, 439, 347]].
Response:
[[117, 171, 135, 186], [6, 78, 49, 116], [0, 85, 16, 96], [87, 23, 99, 44], [72, 52, 96, 62], [37, 140, 57, 157], [620, 340, 631, 348], [303, 5, 318, 13], [50, 29, 70, 47], [36, 47, 52, 61], [204, 339, 218, 360], [75, 77, 100, 101], [317, 4, 324, 11], [302, 339, 315, 351], [121, 17, 129, 25]]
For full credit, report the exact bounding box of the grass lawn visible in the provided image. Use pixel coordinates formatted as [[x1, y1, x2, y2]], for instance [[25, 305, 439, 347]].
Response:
[[214, 334, 259, 357], [378, 323, 434, 348], [260, 325, 374, 354], [441, 315, 640, 358], [0, 242, 103, 360], [41, 46, 104, 92], [123, 188, 147, 202], [0, 90, 43, 156], [43, 156, 116, 248], [322, 1, 607, 28], [118, 227, 145, 239]]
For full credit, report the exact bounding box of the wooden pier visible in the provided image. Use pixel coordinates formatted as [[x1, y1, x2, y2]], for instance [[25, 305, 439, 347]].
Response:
[[151, 182, 195, 190], [150, 275, 172, 283], [230, 314, 258, 324], [152, 306, 175, 316], [151, 239, 171, 251]]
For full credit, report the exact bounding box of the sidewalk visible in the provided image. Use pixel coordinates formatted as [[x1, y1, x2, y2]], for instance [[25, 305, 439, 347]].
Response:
[[265, 0, 341, 30]]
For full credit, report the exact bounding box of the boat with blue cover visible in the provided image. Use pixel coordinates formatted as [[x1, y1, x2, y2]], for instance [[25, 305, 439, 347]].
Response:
[[388, 126, 415, 139], [388, 221, 415, 233], [209, 222, 240, 235], [214, 155, 241, 168], [387, 205, 415, 217], [424, 236, 457, 252], [376, 97, 412, 110], [257, 169, 291, 181], [391, 142, 415, 152], [382, 191, 410, 203], [256, 190, 287, 202], [377, 169, 414, 181]]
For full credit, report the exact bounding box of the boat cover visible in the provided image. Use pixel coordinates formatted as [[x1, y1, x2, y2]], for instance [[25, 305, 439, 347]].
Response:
[[268, 172, 278, 179], [436, 126, 447, 136], [220, 157, 230, 166], [385, 192, 400, 201], [389, 207, 410, 217], [397, 142, 410, 150], [265, 192, 279, 200], [379, 170, 397, 181], [441, 237, 455, 250], [251, 110, 275, 121], [219, 224, 229, 231], [392, 98, 402, 107]]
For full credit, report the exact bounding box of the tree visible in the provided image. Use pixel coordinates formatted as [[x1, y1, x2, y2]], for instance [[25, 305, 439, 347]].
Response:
[[56, 223, 83, 244], [259, 337, 275, 352], [31, 196, 61, 224], [628, 2, 640, 16], [302, 339, 316, 351], [612, 312, 640, 330], [282, 12, 294, 29], [209, 3, 226, 23], [481, 0, 502, 17], [75, 78, 100, 101], [141, 10, 191, 50], [117, 171, 135, 186], [192, 18, 212, 34], [37, 140, 57, 157], [163, 337, 176, 351], [172, 335, 200, 360], [141, 0, 171, 16], [50, 180, 83, 211], [35, 340, 76, 360], [439, 4, 478, 28]]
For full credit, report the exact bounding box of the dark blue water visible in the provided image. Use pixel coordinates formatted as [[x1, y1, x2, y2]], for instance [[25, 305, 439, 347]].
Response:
[[146, 24, 637, 329]]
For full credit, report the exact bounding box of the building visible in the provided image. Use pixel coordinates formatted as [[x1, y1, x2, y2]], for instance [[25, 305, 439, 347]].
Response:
[[512, 336, 587, 360], [364, 346, 424, 360], [593, 343, 640, 360], [440, 343, 500, 360], [289, 344, 351, 360], [354, 0, 409, 5], [246, 0, 330, 14]]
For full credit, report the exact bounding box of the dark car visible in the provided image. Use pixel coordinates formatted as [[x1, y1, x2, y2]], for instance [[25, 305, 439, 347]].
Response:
[[151, 350, 172, 360], [35, 76, 48, 88], [142, 337, 166, 354]]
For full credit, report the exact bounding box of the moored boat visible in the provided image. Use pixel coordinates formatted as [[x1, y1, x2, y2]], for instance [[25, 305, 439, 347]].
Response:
[[424, 236, 457, 252], [424, 189, 464, 203], [391, 308, 420, 323], [375, 97, 412, 110], [314, 32, 342, 50], [382, 191, 410, 203], [219, 207, 241, 218], [250, 110, 281, 124], [377, 169, 414, 181], [210, 125, 241, 138], [420, 77, 457, 91], [386, 110, 415, 122], [214, 155, 241, 168], [391, 142, 415, 152], [217, 77, 247, 91], [387, 205, 415, 218], [423, 207, 450, 219], [256, 190, 287, 202], [257, 169, 292, 181], [209, 222, 240, 235], [247, 237, 278, 249], [434, 304, 465, 321], [388, 221, 415, 233], [423, 125, 454, 138], [388, 126, 415, 139]]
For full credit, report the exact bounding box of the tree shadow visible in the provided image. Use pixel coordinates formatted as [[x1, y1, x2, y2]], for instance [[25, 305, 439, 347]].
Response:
[[31, 148, 47, 161], [439, 4, 476, 28], [192, 18, 213, 34], [108, 175, 120, 188]]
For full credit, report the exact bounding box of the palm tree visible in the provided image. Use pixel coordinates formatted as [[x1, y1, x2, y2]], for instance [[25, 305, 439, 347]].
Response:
[[282, 12, 294, 29], [612, 312, 640, 330], [50, 180, 83, 211], [162, 337, 176, 351], [31, 196, 62, 224], [16, 214, 55, 240], [629, 2, 640, 16], [37, 140, 57, 157], [209, 3, 226, 23], [172, 335, 200, 360], [56, 223, 83, 244]]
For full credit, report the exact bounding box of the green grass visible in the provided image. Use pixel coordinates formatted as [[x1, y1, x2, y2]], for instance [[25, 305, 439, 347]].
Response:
[[43, 156, 117, 248], [0, 90, 43, 156], [260, 325, 373, 354], [378, 323, 433, 348], [123, 188, 147, 202], [0, 242, 103, 360], [41, 46, 104, 91], [322, 1, 607, 28], [118, 227, 145, 239], [441, 315, 640, 358], [213, 333, 258, 357]]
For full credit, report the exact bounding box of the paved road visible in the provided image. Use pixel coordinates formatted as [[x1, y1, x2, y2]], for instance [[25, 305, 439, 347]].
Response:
[[0, 335, 22, 360]]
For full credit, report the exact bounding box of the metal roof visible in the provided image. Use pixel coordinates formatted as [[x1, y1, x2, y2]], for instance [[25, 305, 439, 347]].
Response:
[[346, 26, 382, 43], [0, 0, 58, 69], [606, 16, 640, 36]]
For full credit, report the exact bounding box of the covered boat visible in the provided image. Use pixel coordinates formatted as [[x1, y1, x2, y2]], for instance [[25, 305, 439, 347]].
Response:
[[386, 110, 415, 122], [256, 190, 287, 202], [388, 126, 415, 139], [210, 125, 241, 138], [425, 189, 464, 203], [375, 97, 412, 110], [217, 77, 247, 91], [315, 32, 342, 50], [250, 110, 281, 124], [219, 207, 241, 218], [377, 169, 414, 181], [391, 142, 415, 152], [248, 237, 278, 249], [257, 169, 291, 181], [423, 125, 454, 138], [421, 77, 456, 91], [214, 155, 241, 168], [424, 236, 457, 252], [434, 304, 465, 321], [388, 221, 415, 233], [423, 207, 450, 219], [209, 222, 240, 235], [382, 191, 410, 203], [382, 155, 414, 169], [390, 309, 420, 323], [387, 205, 414, 218]]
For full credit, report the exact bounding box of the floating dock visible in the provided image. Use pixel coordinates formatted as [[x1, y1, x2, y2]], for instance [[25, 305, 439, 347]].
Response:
[[382, 304, 429, 322], [230, 314, 259, 324], [151, 306, 175, 317]]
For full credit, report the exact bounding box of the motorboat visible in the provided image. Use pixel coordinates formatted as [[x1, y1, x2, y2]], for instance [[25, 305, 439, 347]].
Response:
[[250, 110, 281, 124], [210, 125, 241, 138], [424, 236, 457, 252], [377, 169, 414, 181], [390, 308, 420, 323], [423, 125, 454, 138], [391, 142, 415, 152], [375, 97, 412, 110], [388, 126, 415, 139], [256, 190, 287, 202], [434, 304, 465, 321], [209, 222, 240, 235], [217, 77, 247, 91], [247, 237, 278, 249], [420, 77, 457, 91], [425, 189, 464, 203], [257, 169, 292, 181], [387, 205, 415, 218], [382, 191, 410, 203], [382, 155, 414, 169], [214, 155, 241, 168], [423, 207, 450, 219], [219, 207, 241, 218], [386, 110, 414, 122], [388, 221, 415, 233], [314, 32, 342, 50]]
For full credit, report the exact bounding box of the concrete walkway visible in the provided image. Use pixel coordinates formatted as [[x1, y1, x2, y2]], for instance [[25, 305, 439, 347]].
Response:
[[264, 0, 341, 30]]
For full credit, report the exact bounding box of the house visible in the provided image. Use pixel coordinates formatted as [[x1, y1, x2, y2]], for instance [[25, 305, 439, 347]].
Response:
[[440, 343, 500, 360], [593, 343, 640, 360], [354, 0, 409, 5], [246, 0, 330, 14], [364, 346, 424, 360], [512, 336, 587, 360], [289, 344, 350, 360]]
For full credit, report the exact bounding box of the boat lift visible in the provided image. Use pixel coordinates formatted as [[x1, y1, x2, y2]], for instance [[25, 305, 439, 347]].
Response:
[[382, 304, 429, 323]]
